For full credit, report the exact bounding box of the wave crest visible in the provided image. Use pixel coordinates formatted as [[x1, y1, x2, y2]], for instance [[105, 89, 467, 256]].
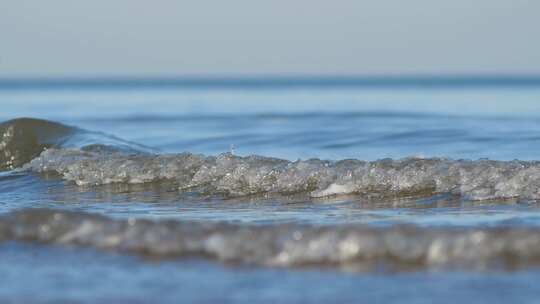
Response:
[[0, 118, 154, 172], [0, 118, 75, 171]]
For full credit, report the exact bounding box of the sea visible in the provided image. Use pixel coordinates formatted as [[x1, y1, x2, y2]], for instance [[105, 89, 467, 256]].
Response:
[[1, 77, 540, 303]]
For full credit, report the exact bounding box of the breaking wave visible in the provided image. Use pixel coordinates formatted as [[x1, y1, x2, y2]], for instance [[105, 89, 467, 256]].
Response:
[[2, 118, 540, 201], [2, 208, 540, 271], [24, 148, 540, 201]]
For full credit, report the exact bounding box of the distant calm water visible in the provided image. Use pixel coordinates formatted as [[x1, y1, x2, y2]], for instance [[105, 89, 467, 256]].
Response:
[[2, 79, 540, 303]]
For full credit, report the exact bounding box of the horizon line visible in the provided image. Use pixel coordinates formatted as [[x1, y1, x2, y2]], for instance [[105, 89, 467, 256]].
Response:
[[1, 74, 540, 90]]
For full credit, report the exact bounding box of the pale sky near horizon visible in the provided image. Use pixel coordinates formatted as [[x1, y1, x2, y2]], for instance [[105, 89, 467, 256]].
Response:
[[1, 0, 539, 77]]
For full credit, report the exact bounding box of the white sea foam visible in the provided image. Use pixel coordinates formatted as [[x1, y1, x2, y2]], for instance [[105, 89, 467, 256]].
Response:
[[1, 208, 540, 271], [25, 148, 540, 201]]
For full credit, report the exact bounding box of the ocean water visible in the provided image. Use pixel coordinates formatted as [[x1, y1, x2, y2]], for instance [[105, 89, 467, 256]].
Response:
[[2, 79, 540, 303]]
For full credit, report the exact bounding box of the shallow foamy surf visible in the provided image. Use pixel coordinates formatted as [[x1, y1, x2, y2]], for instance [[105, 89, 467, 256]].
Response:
[[2, 85, 540, 302], [0, 116, 540, 272], [3, 208, 540, 272]]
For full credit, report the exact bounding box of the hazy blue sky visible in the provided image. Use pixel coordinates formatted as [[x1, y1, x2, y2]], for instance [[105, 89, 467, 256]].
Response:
[[1, 0, 539, 77]]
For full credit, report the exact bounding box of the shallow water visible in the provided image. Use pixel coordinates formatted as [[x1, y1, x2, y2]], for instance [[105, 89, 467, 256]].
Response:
[[5, 242, 540, 304], [2, 81, 540, 302]]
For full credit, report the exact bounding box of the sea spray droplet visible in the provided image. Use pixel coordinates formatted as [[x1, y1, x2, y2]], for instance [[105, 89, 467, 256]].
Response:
[[25, 148, 540, 201]]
